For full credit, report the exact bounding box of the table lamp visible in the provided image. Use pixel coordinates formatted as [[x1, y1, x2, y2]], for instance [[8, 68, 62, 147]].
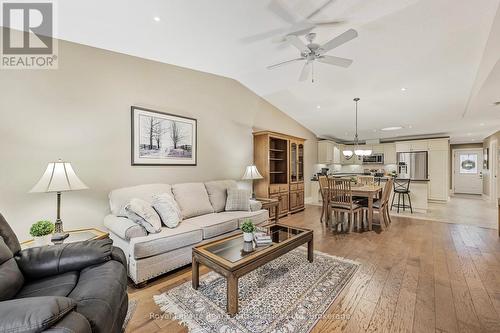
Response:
[[30, 159, 88, 239], [242, 164, 263, 199]]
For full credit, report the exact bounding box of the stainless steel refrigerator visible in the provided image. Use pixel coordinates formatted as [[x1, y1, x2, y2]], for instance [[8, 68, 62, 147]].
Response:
[[397, 152, 428, 180]]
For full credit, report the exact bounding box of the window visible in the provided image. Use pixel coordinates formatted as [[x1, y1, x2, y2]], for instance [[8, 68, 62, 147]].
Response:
[[459, 153, 477, 174]]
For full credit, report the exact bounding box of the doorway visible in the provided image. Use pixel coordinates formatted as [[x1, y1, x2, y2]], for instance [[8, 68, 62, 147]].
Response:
[[453, 148, 483, 194]]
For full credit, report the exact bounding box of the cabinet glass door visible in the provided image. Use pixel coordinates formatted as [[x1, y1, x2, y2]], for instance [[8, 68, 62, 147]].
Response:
[[290, 142, 297, 182], [298, 144, 304, 181]]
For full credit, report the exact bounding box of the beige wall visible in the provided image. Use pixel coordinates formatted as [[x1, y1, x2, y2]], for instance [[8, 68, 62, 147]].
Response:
[[0, 38, 317, 240], [483, 131, 500, 197]]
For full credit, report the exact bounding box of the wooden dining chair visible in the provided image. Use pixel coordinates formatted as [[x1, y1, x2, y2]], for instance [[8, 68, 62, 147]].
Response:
[[327, 178, 362, 233], [318, 175, 329, 224], [357, 175, 375, 185], [361, 178, 394, 230]]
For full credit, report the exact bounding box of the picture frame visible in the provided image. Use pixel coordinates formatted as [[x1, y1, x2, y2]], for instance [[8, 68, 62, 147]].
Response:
[[131, 106, 197, 166]]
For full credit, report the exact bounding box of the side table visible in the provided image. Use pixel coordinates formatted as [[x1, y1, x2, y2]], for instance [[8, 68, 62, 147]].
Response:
[[256, 198, 280, 224], [21, 227, 109, 249]]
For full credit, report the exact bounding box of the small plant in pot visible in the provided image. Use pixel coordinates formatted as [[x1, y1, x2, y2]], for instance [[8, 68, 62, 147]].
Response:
[[30, 220, 55, 246], [240, 219, 256, 242]]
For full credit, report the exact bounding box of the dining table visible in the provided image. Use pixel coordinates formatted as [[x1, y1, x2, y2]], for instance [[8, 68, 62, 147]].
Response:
[[350, 184, 384, 230]]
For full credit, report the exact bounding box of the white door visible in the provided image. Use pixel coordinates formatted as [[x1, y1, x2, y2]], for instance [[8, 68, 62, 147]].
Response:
[[454, 149, 483, 194]]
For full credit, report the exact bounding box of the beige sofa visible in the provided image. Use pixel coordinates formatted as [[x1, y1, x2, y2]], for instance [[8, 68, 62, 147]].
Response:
[[103, 180, 269, 285]]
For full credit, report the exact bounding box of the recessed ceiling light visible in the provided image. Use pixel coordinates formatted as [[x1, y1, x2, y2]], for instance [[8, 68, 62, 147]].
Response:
[[153, 16, 161, 22], [316, 105, 321, 109], [480, 123, 485, 126], [408, 125, 413, 129], [401, 87, 407, 91], [381, 126, 403, 131]]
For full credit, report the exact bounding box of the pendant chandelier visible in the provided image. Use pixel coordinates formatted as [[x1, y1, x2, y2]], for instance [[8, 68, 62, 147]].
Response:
[[343, 98, 372, 159]]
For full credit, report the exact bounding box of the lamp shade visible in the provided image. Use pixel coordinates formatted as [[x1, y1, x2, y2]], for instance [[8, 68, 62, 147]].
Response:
[[242, 165, 263, 180], [30, 160, 88, 193]]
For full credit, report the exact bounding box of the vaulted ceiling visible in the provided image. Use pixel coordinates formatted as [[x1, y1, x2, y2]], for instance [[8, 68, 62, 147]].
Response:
[[47, 0, 500, 142]]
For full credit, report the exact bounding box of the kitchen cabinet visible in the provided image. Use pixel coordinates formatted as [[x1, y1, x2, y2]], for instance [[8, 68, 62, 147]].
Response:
[[396, 140, 428, 152], [384, 143, 397, 164], [427, 138, 449, 201], [318, 141, 341, 164], [371, 144, 385, 154]]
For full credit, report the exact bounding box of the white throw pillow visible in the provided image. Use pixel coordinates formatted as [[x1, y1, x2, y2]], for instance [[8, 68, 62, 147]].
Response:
[[122, 198, 162, 233], [225, 188, 251, 211], [152, 193, 182, 228]]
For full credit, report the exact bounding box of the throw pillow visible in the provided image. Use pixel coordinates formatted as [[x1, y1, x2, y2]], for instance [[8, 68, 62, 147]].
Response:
[[152, 193, 182, 228], [122, 198, 162, 233], [225, 188, 251, 211]]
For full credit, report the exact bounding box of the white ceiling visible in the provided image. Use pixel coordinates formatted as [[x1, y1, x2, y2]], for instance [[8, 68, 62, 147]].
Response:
[[44, 1, 500, 142]]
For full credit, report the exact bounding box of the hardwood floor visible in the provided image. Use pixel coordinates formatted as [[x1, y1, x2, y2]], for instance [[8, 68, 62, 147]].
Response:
[[125, 205, 500, 333]]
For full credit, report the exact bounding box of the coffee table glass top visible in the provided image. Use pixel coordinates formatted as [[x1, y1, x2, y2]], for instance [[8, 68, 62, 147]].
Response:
[[203, 224, 305, 263]]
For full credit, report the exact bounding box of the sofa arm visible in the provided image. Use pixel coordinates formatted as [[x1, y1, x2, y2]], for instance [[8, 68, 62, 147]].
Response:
[[104, 214, 147, 241], [0, 296, 76, 333], [111, 246, 127, 267], [16, 239, 113, 279], [249, 199, 263, 212]]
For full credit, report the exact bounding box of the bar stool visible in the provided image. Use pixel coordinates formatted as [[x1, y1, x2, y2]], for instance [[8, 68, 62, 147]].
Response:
[[391, 178, 413, 213]]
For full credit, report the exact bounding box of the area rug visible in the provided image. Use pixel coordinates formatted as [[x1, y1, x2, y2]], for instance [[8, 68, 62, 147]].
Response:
[[154, 248, 359, 333], [122, 299, 138, 331]]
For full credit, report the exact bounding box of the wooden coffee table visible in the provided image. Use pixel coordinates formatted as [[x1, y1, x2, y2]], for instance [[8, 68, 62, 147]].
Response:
[[192, 223, 313, 316]]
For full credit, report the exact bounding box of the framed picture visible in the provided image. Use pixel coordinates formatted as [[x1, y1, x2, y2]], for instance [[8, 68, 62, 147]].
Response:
[[131, 106, 197, 166]]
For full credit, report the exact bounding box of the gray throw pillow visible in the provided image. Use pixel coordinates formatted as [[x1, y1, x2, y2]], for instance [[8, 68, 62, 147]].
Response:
[[225, 188, 251, 211], [122, 198, 162, 233], [152, 193, 182, 228]]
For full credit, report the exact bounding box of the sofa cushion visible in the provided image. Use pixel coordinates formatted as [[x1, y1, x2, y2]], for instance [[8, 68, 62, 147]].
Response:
[[172, 182, 214, 219], [130, 224, 203, 259], [122, 198, 162, 233], [16, 271, 79, 298], [0, 237, 24, 301], [152, 193, 182, 228], [104, 215, 147, 240], [185, 213, 239, 239], [204, 180, 238, 212], [109, 183, 172, 215], [225, 188, 251, 211], [218, 209, 269, 227]]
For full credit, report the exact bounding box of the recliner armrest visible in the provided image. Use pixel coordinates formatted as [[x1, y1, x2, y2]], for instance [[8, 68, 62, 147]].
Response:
[[16, 239, 113, 279], [0, 296, 76, 333]]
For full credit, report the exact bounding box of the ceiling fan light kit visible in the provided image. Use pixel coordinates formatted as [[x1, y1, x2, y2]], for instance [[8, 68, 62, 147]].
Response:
[[343, 97, 372, 160], [267, 29, 358, 82]]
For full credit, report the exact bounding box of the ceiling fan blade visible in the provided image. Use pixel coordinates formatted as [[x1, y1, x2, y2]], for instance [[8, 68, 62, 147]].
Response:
[[306, 0, 336, 20], [267, 58, 304, 70], [319, 29, 358, 53], [299, 62, 311, 81], [317, 55, 353, 67], [269, 0, 297, 24], [312, 19, 345, 26], [286, 35, 310, 54]]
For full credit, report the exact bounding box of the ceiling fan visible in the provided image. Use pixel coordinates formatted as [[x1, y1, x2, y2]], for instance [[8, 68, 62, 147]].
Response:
[[267, 29, 358, 82], [241, 0, 344, 44]]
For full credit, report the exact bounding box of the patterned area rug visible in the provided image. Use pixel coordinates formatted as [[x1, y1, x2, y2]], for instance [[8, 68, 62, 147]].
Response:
[[154, 248, 359, 333]]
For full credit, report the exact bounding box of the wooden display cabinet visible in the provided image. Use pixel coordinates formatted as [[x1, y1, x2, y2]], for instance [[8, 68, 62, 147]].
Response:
[[253, 131, 305, 217]]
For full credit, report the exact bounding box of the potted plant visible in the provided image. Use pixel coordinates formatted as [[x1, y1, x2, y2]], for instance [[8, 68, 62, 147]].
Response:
[[30, 220, 55, 246], [240, 219, 256, 242]]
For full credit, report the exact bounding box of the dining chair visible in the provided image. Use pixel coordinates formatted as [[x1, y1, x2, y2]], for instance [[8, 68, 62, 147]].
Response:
[[362, 178, 394, 230], [357, 175, 375, 186], [318, 175, 329, 224], [327, 178, 362, 233]]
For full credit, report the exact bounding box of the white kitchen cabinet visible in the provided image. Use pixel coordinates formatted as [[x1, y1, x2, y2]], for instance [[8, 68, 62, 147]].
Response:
[[333, 145, 341, 164], [372, 144, 385, 154], [428, 149, 449, 201], [318, 141, 334, 164], [384, 143, 397, 164], [396, 140, 428, 152]]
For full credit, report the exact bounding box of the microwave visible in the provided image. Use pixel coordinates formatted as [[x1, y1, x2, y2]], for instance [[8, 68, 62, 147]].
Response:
[[362, 153, 384, 164]]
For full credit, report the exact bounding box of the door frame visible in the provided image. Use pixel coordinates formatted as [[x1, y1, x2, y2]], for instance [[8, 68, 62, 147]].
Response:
[[451, 148, 484, 195], [490, 139, 498, 201]]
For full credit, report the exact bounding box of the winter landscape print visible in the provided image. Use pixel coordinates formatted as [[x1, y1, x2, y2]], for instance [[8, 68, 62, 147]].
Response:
[[132, 107, 197, 165]]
